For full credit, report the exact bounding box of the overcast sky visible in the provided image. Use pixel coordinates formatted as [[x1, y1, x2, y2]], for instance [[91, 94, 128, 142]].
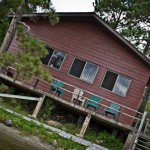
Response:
[[51, 0, 94, 12]]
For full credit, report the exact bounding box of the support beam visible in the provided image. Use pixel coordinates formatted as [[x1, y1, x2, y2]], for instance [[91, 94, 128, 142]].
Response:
[[77, 113, 91, 137], [31, 95, 45, 118], [77, 115, 85, 125], [111, 129, 118, 137], [123, 132, 134, 150], [0, 93, 40, 101]]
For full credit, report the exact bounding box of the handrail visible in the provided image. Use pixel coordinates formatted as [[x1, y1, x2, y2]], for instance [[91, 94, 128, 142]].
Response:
[[0, 67, 144, 126], [52, 77, 143, 116], [48, 77, 143, 122]]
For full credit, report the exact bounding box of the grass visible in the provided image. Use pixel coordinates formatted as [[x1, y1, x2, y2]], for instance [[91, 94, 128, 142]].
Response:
[[0, 98, 124, 150], [0, 108, 86, 150], [84, 129, 124, 150]]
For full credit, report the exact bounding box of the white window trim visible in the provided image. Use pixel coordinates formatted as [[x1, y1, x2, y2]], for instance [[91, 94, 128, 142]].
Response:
[[68, 57, 99, 84], [47, 48, 67, 71], [100, 70, 132, 97]]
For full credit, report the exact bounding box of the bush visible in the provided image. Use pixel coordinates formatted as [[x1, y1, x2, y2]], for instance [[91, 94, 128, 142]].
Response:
[[85, 129, 123, 150], [0, 83, 9, 93], [38, 97, 56, 120]]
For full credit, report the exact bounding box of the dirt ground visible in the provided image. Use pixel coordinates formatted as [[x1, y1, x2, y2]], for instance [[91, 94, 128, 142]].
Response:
[[0, 123, 55, 150]]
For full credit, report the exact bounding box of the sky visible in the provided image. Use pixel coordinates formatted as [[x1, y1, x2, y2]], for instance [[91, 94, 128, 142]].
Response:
[[51, 0, 94, 12]]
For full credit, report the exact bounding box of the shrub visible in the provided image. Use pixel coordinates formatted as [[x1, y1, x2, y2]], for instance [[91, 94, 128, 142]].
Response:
[[38, 97, 56, 120], [85, 129, 123, 150]]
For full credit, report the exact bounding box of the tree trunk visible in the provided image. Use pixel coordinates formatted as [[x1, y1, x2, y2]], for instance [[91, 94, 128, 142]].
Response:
[[139, 84, 150, 112], [0, 1, 25, 53]]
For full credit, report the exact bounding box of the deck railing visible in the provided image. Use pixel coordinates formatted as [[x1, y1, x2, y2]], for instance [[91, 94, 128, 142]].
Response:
[[50, 77, 143, 126], [0, 67, 144, 128]]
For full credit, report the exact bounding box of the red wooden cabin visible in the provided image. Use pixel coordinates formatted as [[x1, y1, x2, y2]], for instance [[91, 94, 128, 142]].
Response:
[[8, 12, 150, 127]]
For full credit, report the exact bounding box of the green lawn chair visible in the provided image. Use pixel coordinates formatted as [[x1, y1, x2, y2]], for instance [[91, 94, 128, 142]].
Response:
[[85, 95, 101, 111], [56, 81, 65, 97], [50, 79, 65, 97], [50, 79, 59, 93], [103, 103, 120, 119]]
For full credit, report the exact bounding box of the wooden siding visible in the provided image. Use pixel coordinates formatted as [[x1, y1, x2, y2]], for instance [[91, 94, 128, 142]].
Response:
[[8, 18, 150, 125]]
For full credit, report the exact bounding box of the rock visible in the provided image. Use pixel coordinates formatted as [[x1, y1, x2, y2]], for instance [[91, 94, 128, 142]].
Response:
[[53, 140, 57, 146], [86, 147, 96, 150], [4, 119, 13, 127], [46, 120, 62, 128]]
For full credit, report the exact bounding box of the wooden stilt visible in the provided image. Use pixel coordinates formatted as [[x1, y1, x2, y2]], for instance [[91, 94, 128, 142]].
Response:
[[77, 113, 91, 137], [31, 95, 45, 118]]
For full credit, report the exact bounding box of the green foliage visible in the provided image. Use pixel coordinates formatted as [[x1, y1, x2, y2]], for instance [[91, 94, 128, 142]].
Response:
[[0, 18, 9, 45], [0, 83, 9, 93], [95, 0, 150, 57], [0, 109, 85, 150], [15, 25, 52, 82], [0, 24, 52, 83], [38, 97, 56, 120], [62, 123, 80, 135], [85, 129, 124, 150], [0, 52, 16, 67], [0, 0, 59, 46]]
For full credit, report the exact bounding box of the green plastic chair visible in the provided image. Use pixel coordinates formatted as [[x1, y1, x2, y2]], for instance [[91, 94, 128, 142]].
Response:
[[85, 95, 101, 111], [56, 81, 65, 97], [50, 79, 59, 93], [50, 80, 65, 97], [103, 103, 120, 119]]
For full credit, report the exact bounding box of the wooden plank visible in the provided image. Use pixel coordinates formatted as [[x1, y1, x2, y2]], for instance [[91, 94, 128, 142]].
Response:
[[0, 93, 40, 101]]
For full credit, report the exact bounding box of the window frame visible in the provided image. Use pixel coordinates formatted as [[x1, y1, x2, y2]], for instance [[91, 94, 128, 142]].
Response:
[[100, 70, 132, 97], [68, 57, 99, 84], [45, 47, 66, 71]]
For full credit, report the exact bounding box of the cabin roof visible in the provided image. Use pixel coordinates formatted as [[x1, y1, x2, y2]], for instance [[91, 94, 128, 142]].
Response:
[[12, 12, 150, 67]]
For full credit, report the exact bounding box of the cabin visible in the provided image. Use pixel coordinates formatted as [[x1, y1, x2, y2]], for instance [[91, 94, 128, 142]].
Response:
[[2, 12, 150, 139]]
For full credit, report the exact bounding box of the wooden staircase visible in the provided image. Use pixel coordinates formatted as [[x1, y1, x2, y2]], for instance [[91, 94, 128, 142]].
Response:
[[134, 120, 150, 150]]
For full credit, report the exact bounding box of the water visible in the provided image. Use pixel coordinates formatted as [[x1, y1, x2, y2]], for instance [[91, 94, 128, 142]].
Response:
[[0, 133, 40, 150], [0, 124, 52, 150]]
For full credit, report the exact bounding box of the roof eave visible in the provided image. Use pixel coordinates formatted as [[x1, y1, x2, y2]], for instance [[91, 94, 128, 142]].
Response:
[[9, 12, 150, 66], [93, 13, 150, 66]]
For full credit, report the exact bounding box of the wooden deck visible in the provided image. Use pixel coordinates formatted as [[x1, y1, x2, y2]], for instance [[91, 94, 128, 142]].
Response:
[[0, 72, 142, 132]]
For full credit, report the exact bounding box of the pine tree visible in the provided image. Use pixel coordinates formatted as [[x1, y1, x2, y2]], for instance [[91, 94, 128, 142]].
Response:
[[95, 0, 150, 57]]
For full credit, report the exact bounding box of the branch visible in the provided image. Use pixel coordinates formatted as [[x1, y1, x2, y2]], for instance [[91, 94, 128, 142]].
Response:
[[18, 21, 30, 32]]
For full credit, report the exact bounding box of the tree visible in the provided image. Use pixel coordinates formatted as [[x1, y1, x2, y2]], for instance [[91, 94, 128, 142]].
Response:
[[0, 25, 52, 82], [95, 0, 150, 57], [0, 0, 59, 82], [0, 0, 59, 53]]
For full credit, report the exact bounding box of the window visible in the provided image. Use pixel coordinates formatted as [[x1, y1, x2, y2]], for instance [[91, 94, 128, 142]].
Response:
[[101, 70, 131, 97], [42, 47, 66, 70], [69, 58, 99, 83]]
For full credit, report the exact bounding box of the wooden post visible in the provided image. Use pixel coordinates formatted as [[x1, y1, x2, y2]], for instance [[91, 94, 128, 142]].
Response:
[[34, 78, 39, 89], [31, 95, 45, 118], [123, 132, 135, 150], [77, 115, 85, 125], [76, 114, 91, 137], [111, 129, 118, 137]]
